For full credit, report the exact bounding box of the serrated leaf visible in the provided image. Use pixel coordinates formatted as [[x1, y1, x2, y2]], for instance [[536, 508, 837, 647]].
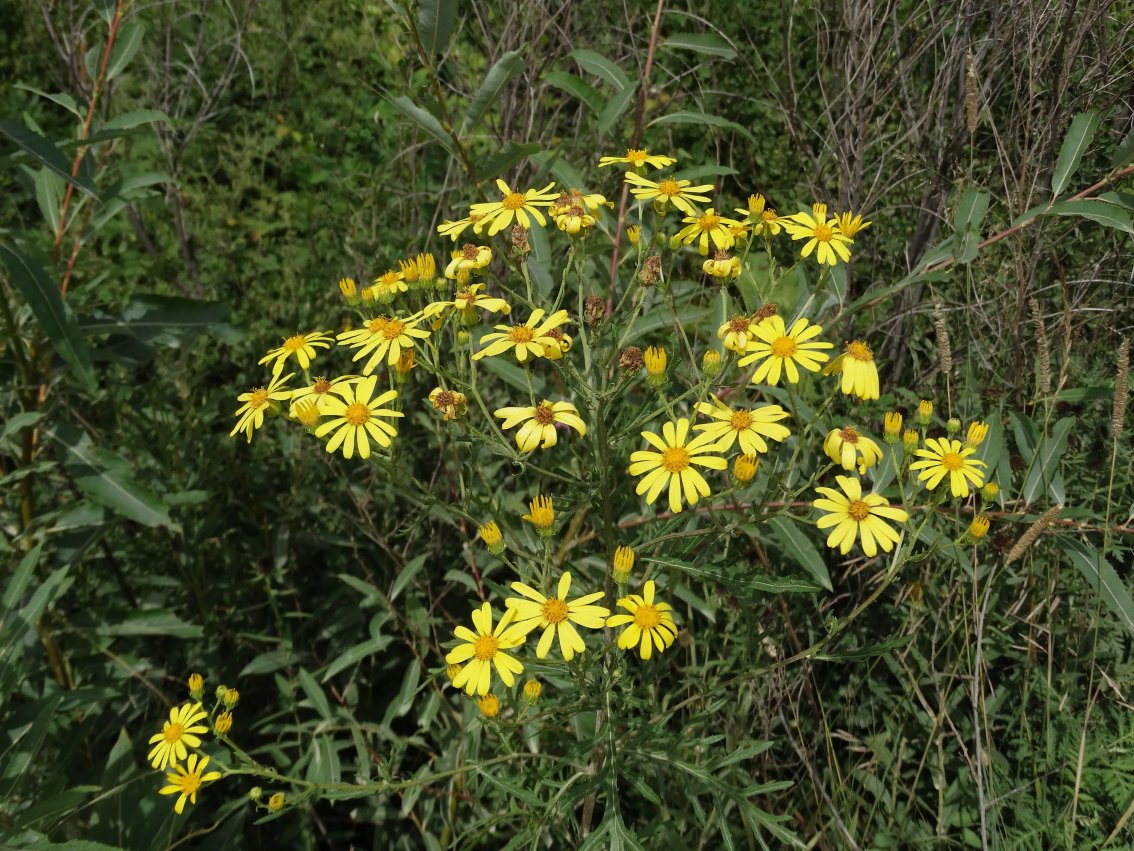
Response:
[[415, 0, 457, 58], [569, 48, 630, 91], [1051, 111, 1099, 197], [597, 84, 636, 138], [648, 110, 756, 143], [663, 32, 737, 60], [0, 119, 98, 199], [1060, 538, 1134, 637], [0, 245, 96, 392], [541, 71, 604, 115], [1044, 198, 1133, 233], [387, 95, 457, 157], [105, 21, 144, 79], [766, 516, 833, 591], [463, 49, 524, 134]]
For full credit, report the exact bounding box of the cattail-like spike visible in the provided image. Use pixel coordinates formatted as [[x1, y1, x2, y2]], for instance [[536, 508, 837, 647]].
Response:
[[1029, 297, 1051, 395], [1113, 338, 1130, 441], [966, 50, 979, 135], [934, 303, 952, 376], [1005, 505, 1062, 564]]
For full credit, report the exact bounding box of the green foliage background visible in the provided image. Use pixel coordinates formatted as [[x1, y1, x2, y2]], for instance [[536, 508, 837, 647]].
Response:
[[2, 0, 1133, 848]]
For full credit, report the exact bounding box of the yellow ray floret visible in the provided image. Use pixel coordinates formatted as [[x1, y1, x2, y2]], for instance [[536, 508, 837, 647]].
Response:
[[813, 475, 909, 557], [336, 314, 431, 375], [738, 315, 833, 385], [623, 172, 713, 216], [606, 579, 678, 660], [258, 331, 333, 375], [314, 375, 403, 459], [494, 399, 586, 452], [504, 572, 610, 661], [444, 602, 527, 696], [598, 148, 676, 170], [782, 208, 853, 266], [693, 396, 792, 456], [468, 179, 559, 236], [909, 437, 987, 497], [628, 418, 728, 514], [474, 308, 570, 362]]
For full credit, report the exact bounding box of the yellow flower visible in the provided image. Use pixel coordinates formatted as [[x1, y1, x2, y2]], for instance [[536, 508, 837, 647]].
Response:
[[549, 190, 610, 235], [428, 387, 467, 421], [823, 340, 880, 400], [598, 148, 676, 169], [782, 208, 853, 266], [314, 376, 403, 459], [623, 172, 713, 216], [437, 215, 482, 241], [733, 454, 759, 483], [337, 314, 431, 374], [371, 269, 408, 299], [147, 702, 210, 770], [214, 711, 233, 735], [230, 372, 294, 442], [703, 251, 741, 279], [522, 495, 555, 534], [268, 793, 285, 811], [289, 375, 359, 415], [836, 211, 872, 237], [494, 399, 586, 452], [629, 418, 728, 514], [612, 546, 635, 583], [883, 412, 903, 443], [674, 208, 745, 255], [813, 475, 909, 557], [422, 282, 510, 324], [469, 179, 559, 236], [473, 308, 571, 362], [187, 673, 203, 699], [910, 437, 987, 497], [644, 346, 667, 377], [737, 315, 833, 384], [626, 225, 641, 245], [693, 396, 791, 456], [917, 399, 934, 425], [478, 521, 504, 555], [735, 194, 782, 236], [968, 514, 991, 540], [505, 572, 611, 661], [444, 602, 526, 696], [400, 253, 436, 284], [966, 421, 989, 447], [539, 328, 572, 361], [823, 426, 884, 474], [444, 244, 493, 284], [338, 277, 358, 300], [477, 694, 501, 718], [258, 331, 334, 376], [718, 314, 760, 353], [606, 580, 678, 660], [158, 753, 222, 815]]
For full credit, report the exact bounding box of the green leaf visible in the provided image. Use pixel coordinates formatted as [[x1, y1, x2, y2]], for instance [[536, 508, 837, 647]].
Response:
[[649, 555, 821, 594], [389, 553, 428, 602], [1110, 126, 1134, 169], [297, 667, 333, 719], [2, 544, 43, 615], [415, 0, 457, 58], [597, 84, 636, 138], [1051, 111, 1099, 197], [569, 48, 630, 91], [541, 71, 604, 115], [34, 169, 65, 237], [463, 49, 524, 134], [105, 21, 144, 79], [0, 119, 98, 199], [92, 0, 116, 23], [1022, 416, 1074, 504], [648, 110, 756, 143], [952, 186, 990, 232], [97, 610, 203, 638], [78, 294, 238, 345], [662, 32, 737, 60], [1044, 198, 1133, 234], [13, 84, 82, 119], [1059, 538, 1134, 637], [387, 95, 457, 157], [322, 637, 393, 681], [815, 634, 911, 661], [101, 109, 169, 132], [765, 516, 832, 591], [0, 245, 97, 392], [475, 141, 540, 184]]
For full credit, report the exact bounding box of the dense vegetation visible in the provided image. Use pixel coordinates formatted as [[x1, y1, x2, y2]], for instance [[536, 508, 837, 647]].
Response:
[[2, 1, 1132, 849]]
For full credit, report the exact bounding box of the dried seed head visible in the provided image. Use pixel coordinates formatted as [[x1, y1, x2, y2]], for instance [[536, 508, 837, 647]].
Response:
[[638, 255, 662, 286], [619, 346, 644, 372], [966, 49, 979, 135], [584, 296, 606, 326]]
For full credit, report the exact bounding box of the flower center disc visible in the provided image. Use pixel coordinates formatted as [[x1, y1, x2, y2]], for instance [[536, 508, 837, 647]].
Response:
[[941, 452, 965, 471], [249, 388, 270, 409], [846, 341, 872, 361], [180, 773, 202, 794], [473, 635, 498, 661], [283, 335, 306, 352], [434, 391, 454, 408], [542, 598, 569, 624], [847, 500, 870, 521], [627, 148, 648, 165], [503, 193, 527, 210], [657, 180, 681, 198], [462, 244, 479, 260], [839, 427, 859, 443], [380, 272, 399, 285], [381, 320, 406, 340], [345, 403, 370, 426], [700, 212, 721, 229], [533, 403, 555, 425], [730, 316, 750, 333], [368, 318, 388, 334], [313, 377, 331, 394], [163, 723, 183, 743], [730, 411, 753, 430], [661, 446, 690, 472], [633, 604, 661, 630], [509, 326, 535, 343], [815, 224, 833, 241], [770, 336, 798, 358]]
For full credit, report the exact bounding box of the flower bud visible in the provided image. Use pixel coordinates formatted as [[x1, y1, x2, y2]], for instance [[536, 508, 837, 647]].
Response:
[[222, 688, 240, 708], [883, 412, 902, 444], [702, 350, 722, 378], [981, 482, 1000, 502], [917, 399, 933, 426], [643, 346, 667, 379], [902, 429, 919, 454], [446, 664, 462, 683], [584, 296, 606, 327], [338, 277, 359, 304], [966, 420, 989, 447], [611, 546, 635, 584], [478, 522, 504, 556], [215, 685, 229, 700], [268, 793, 285, 812], [668, 234, 683, 252], [394, 349, 415, 381], [477, 694, 500, 719], [456, 328, 471, 345], [626, 225, 641, 246], [733, 454, 759, 483], [522, 679, 542, 705], [946, 417, 961, 435], [249, 786, 263, 802], [966, 514, 991, 543], [214, 711, 233, 735], [188, 673, 204, 700]]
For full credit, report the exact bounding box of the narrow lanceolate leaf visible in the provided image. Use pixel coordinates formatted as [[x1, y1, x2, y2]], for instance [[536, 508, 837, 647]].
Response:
[[1060, 538, 1134, 638], [648, 110, 756, 143], [662, 32, 737, 60], [541, 71, 604, 115], [597, 84, 636, 138], [1045, 198, 1134, 234], [387, 96, 458, 157], [1051, 111, 1099, 197], [415, 0, 457, 59], [463, 49, 524, 134], [0, 119, 99, 199], [0, 245, 97, 392], [105, 20, 144, 79], [766, 516, 833, 591], [569, 48, 630, 91]]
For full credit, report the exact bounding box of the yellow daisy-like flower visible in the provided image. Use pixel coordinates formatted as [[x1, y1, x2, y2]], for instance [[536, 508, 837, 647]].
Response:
[[823, 426, 884, 474], [336, 314, 431, 375], [522, 495, 555, 531], [444, 244, 493, 284], [158, 753, 222, 815], [230, 372, 294, 442], [548, 189, 611, 216], [598, 148, 676, 170], [469, 179, 558, 236], [289, 375, 359, 414], [674, 208, 745, 255], [693, 396, 791, 456], [703, 251, 741, 279], [473, 308, 570, 362], [606, 580, 678, 660], [629, 418, 728, 514], [444, 602, 526, 696], [623, 172, 713, 216], [910, 437, 987, 497], [734, 194, 783, 236], [147, 702, 209, 770], [538, 327, 572, 361], [718, 314, 760, 353], [257, 331, 333, 376], [836, 211, 871, 237], [314, 375, 403, 459], [437, 215, 483, 241], [422, 282, 510, 324], [494, 399, 586, 452], [737, 315, 833, 385], [822, 340, 880, 400], [505, 572, 611, 661], [370, 269, 408, 298], [428, 387, 467, 421], [400, 253, 436, 284], [782, 209, 853, 266], [813, 475, 909, 557]]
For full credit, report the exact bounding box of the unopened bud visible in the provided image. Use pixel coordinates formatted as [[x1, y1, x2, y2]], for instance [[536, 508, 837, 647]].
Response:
[[946, 417, 961, 435], [966, 420, 989, 447], [222, 688, 240, 708], [611, 546, 635, 584], [917, 400, 933, 426], [966, 514, 991, 543], [626, 225, 641, 246], [477, 694, 500, 719], [733, 454, 759, 483], [522, 679, 542, 705], [249, 787, 263, 802], [478, 522, 504, 556], [456, 329, 471, 346], [883, 412, 902, 444], [702, 350, 722, 378], [214, 711, 233, 735], [187, 673, 204, 700], [268, 793, 285, 812], [902, 429, 919, 454], [981, 482, 999, 502]]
